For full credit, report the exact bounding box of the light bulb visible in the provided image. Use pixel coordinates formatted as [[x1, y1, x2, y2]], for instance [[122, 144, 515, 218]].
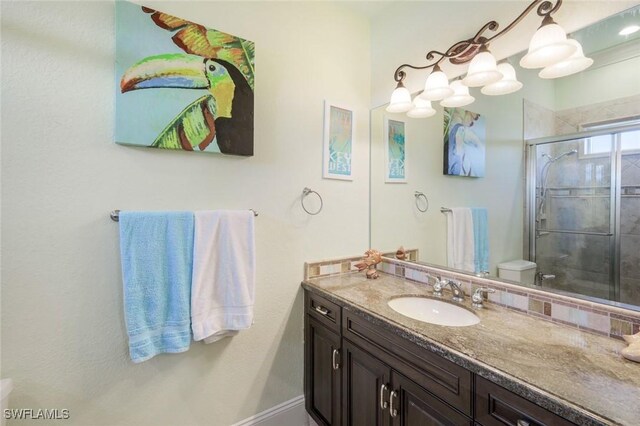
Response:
[[441, 80, 475, 107], [420, 65, 453, 101], [407, 96, 436, 118], [481, 62, 523, 96], [386, 82, 412, 113], [520, 20, 577, 69], [538, 39, 593, 79], [463, 48, 503, 87]]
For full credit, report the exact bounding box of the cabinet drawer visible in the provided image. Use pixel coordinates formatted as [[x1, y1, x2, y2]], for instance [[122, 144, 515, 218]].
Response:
[[343, 311, 472, 416], [306, 291, 342, 332], [475, 376, 575, 426]]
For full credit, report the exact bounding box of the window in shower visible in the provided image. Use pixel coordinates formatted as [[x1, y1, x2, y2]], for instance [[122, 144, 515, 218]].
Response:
[[582, 117, 640, 155]]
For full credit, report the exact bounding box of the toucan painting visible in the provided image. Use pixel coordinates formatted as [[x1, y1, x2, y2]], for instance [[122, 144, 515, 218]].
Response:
[[115, 2, 255, 156]]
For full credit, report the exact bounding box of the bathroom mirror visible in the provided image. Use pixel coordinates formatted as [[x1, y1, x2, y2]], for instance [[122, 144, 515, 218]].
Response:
[[370, 5, 640, 310]]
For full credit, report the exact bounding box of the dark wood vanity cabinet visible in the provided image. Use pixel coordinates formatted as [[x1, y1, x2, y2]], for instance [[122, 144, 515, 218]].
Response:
[[305, 291, 343, 426], [304, 290, 576, 426]]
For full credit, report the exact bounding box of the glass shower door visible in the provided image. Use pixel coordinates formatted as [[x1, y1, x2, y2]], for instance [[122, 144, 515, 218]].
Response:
[[531, 135, 615, 300], [619, 128, 640, 306]]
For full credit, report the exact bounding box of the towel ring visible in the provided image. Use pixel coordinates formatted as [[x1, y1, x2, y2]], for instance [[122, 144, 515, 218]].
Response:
[[414, 191, 429, 213], [301, 187, 323, 215]]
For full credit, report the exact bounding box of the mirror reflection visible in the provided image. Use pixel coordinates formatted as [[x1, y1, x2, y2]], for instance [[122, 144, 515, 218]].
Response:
[[370, 5, 640, 309]]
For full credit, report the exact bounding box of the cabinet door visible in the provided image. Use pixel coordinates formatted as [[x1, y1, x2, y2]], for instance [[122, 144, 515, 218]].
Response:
[[342, 339, 391, 426], [306, 316, 342, 426], [390, 371, 473, 426]]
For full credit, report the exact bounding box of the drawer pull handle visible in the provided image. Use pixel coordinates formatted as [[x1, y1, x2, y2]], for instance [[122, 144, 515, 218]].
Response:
[[517, 421, 530, 426], [315, 305, 329, 316], [379, 384, 388, 410], [332, 349, 340, 370], [389, 390, 398, 418]]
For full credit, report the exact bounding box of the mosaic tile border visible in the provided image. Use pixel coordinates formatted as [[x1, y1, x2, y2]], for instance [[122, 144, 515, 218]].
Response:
[[304, 249, 419, 280], [379, 257, 640, 341]]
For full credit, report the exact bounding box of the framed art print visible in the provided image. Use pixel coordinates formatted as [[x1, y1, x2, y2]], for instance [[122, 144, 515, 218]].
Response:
[[384, 117, 407, 183], [323, 101, 354, 180], [443, 107, 485, 177]]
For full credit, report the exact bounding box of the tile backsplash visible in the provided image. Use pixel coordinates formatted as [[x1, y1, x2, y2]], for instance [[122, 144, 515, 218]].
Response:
[[380, 257, 640, 341], [305, 253, 640, 341]]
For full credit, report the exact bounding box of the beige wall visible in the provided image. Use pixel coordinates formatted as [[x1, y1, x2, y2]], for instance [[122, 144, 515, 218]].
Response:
[[0, 1, 370, 424]]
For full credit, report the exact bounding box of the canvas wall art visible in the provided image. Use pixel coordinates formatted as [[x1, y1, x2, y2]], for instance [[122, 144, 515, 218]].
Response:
[[323, 102, 353, 180], [115, 2, 255, 156], [384, 118, 407, 183], [443, 107, 486, 177]]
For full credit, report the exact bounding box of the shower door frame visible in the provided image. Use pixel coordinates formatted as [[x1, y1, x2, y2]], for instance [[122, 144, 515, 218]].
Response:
[[524, 123, 639, 302]]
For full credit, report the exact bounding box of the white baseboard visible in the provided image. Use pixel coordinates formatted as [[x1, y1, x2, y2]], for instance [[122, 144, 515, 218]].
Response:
[[231, 395, 314, 426]]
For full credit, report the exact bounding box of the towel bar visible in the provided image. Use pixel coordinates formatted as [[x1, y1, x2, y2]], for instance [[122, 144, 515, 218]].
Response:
[[110, 209, 258, 222]]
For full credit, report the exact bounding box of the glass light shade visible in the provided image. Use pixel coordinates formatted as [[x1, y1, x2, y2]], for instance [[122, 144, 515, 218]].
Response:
[[420, 68, 453, 101], [407, 96, 436, 118], [519, 23, 577, 69], [619, 25, 640, 36], [386, 83, 412, 113], [462, 50, 503, 87], [538, 39, 593, 79], [481, 63, 523, 96], [440, 80, 475, 107]]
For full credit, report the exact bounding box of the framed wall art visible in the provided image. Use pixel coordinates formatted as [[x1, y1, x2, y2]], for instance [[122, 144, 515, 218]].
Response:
[[443, 107, 486, 177], [384, 117, 407, 183], [323, 101, 354, 180], [116, 1, 255, 156]]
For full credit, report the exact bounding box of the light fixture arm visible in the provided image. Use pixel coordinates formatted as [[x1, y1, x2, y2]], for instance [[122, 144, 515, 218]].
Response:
[[391, 0, 562, 83]]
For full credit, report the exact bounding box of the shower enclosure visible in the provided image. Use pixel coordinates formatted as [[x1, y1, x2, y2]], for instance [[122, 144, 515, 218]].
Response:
[[526, 123, 640, 306]]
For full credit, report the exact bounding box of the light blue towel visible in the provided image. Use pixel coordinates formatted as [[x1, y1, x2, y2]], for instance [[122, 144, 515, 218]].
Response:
[[471, 208, 489, 273], [119, 211, 194, 363]]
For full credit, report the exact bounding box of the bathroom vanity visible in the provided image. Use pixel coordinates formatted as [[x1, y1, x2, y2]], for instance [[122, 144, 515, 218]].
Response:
[[302, 271, 640, 426]]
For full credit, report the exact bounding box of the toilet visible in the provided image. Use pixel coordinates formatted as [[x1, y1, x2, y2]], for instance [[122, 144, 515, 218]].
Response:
[[497, 260, 537, 285]]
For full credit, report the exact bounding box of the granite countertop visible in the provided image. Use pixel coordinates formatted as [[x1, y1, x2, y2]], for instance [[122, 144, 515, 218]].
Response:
[[302, 272, 640, 426]]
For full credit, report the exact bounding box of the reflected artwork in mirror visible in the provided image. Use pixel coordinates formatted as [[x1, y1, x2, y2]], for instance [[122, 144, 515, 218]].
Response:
[[370, 5, 640, 311]]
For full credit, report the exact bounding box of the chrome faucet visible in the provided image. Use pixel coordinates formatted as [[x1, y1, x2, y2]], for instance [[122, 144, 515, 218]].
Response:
[[433, 278, 465, 302], [446, 280, 465, 302], [471, 287, 496, 308]]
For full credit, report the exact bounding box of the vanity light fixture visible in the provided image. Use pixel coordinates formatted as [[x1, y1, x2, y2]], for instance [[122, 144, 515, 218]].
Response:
[[441, 80, 475, 108], [538, 39, 593, 79], [481, 62, 523, 95], [407, 95, 437, 118], [419, 64, 453, 101], [462, 46, 503, 87], [386, 81, 413, 113], [386, 0, 592, 118]]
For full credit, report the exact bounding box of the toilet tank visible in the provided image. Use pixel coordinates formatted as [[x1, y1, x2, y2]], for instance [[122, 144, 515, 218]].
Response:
[[497, 260, 537, 285]]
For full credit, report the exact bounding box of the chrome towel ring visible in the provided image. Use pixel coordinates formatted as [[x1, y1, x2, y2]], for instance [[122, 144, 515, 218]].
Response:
[[301, 187, 323, 215], [414, 191, 429, 213]]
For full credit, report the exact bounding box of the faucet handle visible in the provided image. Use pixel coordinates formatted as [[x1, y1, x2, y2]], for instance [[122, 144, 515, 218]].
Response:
[[472, 287, 495, 308], [433, 277, 446, 296]]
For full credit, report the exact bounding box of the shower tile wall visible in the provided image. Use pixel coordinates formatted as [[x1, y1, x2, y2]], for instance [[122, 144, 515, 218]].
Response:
[[621, 153, 640, 305], [554, 94, 640, 135]]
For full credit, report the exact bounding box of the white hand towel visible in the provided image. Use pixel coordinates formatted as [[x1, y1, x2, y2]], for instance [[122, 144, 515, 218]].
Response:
[[191, 210, 256, 343], [446, 208, 475, 273]]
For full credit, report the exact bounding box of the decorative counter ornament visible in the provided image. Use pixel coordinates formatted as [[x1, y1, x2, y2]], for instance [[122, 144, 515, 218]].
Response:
[[396, 246, 407, 261], [622, 332, 640, 363], [354, 249, 382, 279]]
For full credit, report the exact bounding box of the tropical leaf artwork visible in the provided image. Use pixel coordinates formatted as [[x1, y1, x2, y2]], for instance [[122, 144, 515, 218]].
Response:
[[115, 1, 255, 156]]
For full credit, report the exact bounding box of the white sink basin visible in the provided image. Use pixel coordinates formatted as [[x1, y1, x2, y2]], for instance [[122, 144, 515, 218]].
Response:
[[387, 297, 480, 327]]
